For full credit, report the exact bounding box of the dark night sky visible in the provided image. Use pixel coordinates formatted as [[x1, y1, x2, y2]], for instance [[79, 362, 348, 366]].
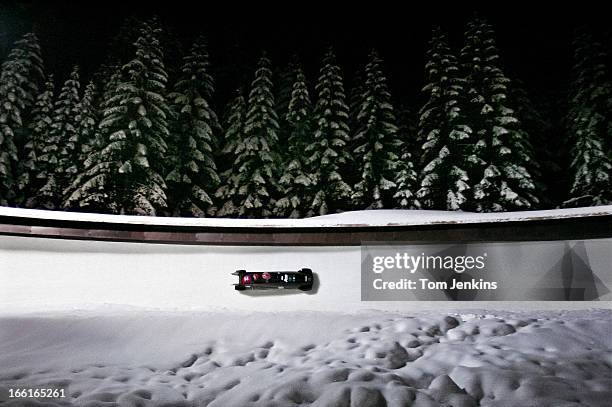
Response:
[[1, 1, 610, 111]]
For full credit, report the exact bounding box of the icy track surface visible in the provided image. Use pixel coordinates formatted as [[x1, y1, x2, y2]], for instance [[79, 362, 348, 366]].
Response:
[[1, 309, 611, 407]]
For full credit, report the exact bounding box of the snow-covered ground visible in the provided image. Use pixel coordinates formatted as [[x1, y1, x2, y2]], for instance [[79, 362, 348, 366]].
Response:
[[1, 309, 611, 406], [1, 205, 611, 228]]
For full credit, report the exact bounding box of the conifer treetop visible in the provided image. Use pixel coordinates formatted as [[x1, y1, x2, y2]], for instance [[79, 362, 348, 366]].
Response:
[[305, 47, 353, 215], [166, 36, 220, 217], [461, 17, 538, 212], [225, 54, 280, 218], [416, 27, 472, 211], [274, 64, 314, 218], [352, 49, 401, 209]]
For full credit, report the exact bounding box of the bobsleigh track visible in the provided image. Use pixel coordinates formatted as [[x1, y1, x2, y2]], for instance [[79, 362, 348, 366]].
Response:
[[0, 206, 611, 313]]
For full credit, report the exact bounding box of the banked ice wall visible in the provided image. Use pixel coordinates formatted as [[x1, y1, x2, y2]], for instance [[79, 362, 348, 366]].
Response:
[[0, 207, 611, 313]]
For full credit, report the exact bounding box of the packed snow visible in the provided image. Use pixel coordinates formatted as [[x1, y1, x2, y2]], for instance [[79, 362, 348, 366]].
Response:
[[0, 309, 610, 407], [0, 205, 610, 229]]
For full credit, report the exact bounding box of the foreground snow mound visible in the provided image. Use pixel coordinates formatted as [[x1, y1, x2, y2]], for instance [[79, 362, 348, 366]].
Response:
[[0, 310, 611, 406]]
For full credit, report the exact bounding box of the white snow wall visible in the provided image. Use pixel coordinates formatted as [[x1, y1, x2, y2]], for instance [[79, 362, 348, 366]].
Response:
[[1, 235, 611, 314]]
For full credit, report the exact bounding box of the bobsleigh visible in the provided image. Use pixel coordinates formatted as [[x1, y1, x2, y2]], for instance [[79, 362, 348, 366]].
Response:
[[232, 269, 313, 291]]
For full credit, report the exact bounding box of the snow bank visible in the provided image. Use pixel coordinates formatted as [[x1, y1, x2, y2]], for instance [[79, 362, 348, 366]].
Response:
[[1, 309, 610, 406], [0, 205, 610, 228]]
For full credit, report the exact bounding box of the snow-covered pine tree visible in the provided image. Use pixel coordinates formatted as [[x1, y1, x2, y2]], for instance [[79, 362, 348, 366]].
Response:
[[21, 75, 54, 207], [60, 81, 99, 210], [416, 27, 472, 211], [569, 30, 612, 158], [393, 104, 420, 209], [509, 79, 557, 207], [346, 71, 365, 187], [75, 82, 99, 174], [274, 65, 314, 218], [65, 21, 170, 215], [0, 32, 44, 205], [214, 89, 246, 217], [351, 50, 402, 209], [565, 126, 612, 206], [219, 90, 246, 166], [305, 48, 353, 216], [393, 148, 419, 209], [220, 55, 280, 218], [37, 66, 81, 209], [563, 30, 612, 207], [461, 18, 538, 212], [166, 36, 221, 217]]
